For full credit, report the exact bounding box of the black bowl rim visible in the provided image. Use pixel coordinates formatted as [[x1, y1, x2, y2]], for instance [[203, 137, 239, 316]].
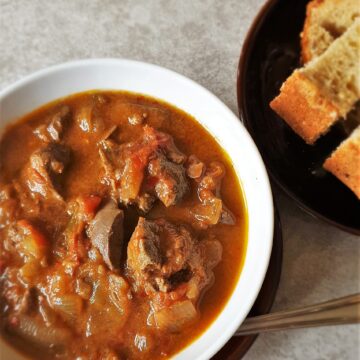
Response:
[[236, 0, 360, 236]]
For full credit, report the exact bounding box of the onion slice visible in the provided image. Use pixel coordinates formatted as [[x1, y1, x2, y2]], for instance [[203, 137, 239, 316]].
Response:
[[153, 300, 198, 332]]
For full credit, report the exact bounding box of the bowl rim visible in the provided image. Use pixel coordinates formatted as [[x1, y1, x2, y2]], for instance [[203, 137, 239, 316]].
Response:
[[0, 58, 274, 359], [236, 0, 360, 236]]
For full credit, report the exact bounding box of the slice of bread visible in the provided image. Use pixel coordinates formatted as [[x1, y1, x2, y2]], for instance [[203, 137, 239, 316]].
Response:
[[301, 0, 360, 63], [270, 19, 360, 144], [324, 126, 360, 198]]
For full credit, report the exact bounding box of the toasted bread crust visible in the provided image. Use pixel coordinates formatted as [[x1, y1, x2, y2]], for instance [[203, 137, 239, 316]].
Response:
[[324, 127, 360, 199], [301, 0, 360, 63], [269, 71, 339, 144], [301, 0, 325, 63]]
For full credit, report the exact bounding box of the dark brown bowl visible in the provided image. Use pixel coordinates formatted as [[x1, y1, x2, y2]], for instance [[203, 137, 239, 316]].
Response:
[[237, 0, 360, 235]]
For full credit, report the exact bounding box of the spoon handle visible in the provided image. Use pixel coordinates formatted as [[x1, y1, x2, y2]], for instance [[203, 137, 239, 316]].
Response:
[[235, 293, 360, 336]]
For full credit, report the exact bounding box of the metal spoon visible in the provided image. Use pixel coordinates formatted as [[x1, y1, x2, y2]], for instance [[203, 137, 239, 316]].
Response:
[[235, 293, 360, 336]]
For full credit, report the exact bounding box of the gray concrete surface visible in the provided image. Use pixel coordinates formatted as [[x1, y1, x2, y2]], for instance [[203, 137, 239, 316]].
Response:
[[0, 0, 359, 359]]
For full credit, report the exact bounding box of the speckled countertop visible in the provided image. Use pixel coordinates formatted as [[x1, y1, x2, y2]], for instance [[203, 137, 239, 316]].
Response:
[[0, 0, 359, 359]]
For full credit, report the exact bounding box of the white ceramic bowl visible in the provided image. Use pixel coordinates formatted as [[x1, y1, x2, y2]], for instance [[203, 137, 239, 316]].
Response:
[[0, 59, 273, 360]]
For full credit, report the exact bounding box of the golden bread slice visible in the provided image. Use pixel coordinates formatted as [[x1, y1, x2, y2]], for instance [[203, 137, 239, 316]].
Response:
[[270, 19, 360, 144], [301, 0, 360, 63], [324, 126, 360, 198]]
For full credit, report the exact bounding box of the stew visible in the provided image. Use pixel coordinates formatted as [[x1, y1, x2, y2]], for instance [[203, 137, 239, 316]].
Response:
[[0, 91, 247, 359]]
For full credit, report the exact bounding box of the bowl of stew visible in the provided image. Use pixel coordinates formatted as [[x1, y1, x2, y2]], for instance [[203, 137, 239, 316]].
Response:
[[0, 59, 273, 360]]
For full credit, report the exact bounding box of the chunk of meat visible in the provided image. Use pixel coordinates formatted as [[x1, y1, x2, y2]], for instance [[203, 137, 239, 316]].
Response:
[[99, 138, 150, 204], [87, 200, 124, 270], [99, 126, 188, 210], [148, 154, 188, 207], [127, 218, 162, 292], [98, 139, 122, 192], [197, 161, 225, 202], [185, 239, 222, 301], [143, 126, 186, 164], [63, 196, 101, 263], [47, 106, 71, 141], [192, 161, 236, 227], [34, 106, 71, 142], [24, 143, 70, 201], [127, 218, 221, 299], [127, 218, 222, 332], [8, 179, 57, 224], [127, 218, 193, 293]]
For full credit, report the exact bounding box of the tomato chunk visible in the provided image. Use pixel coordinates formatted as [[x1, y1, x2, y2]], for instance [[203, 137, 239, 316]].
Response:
[[79, 195, 102, 217]]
